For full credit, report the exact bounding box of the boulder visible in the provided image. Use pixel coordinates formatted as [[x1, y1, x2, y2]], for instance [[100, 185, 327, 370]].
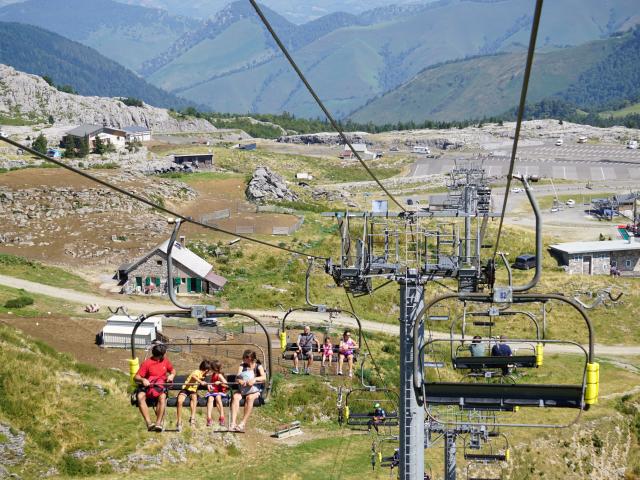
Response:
[[245, 166, 298, 203]]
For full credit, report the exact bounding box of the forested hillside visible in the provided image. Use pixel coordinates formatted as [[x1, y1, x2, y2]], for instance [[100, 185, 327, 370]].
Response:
[[0, 0, 199, 71], [350, 26, 640, 125], [561, 27, 640, 111], [0, 22, 196, 110]]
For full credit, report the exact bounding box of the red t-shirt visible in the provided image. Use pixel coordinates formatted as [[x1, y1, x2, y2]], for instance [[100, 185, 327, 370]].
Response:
[[137, 357, 174, 383]]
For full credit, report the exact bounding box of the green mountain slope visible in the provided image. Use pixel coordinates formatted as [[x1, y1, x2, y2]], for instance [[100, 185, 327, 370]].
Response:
[[144, 0, 639, 117], [0, 22, 195, 110], [0, 0, 200, 72], [349, 35, 629, 123], [562, 28, 640, 110]]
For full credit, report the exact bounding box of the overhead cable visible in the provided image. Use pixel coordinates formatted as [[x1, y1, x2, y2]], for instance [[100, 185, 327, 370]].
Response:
[[248, 0, 407, 213], [0, 136, 326, 259], [492, 0, 544, 261]]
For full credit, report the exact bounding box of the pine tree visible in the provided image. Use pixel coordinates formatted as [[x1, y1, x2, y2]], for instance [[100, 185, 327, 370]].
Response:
[[78, 136, 90, 158], [33, 133, 48, 154], [93, 135, 106, 154], [62, 135, 76, 158]]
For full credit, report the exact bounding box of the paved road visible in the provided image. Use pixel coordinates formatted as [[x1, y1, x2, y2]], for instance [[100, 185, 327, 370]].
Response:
[[2, 274, 639, 357]]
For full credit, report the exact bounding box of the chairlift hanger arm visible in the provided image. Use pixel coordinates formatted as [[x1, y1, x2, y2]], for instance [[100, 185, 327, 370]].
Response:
[[510, 174, 542, 292], [166, 219, 190, 310]]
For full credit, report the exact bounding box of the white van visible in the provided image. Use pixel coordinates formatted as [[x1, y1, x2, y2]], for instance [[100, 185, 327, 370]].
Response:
[[413, 145, 431, 155], [628, 140, 639, 150], [577, 136, 588, 144]]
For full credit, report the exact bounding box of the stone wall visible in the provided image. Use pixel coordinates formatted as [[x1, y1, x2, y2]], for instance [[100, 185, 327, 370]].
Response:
[[566, 253, 610, 275], [611, 250, 640, 273]]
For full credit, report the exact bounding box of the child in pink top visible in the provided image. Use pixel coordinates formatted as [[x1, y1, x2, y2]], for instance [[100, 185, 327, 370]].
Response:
[[321, 337, 334, 368]]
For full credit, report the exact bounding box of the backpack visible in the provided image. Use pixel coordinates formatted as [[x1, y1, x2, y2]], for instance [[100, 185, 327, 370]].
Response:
[[145, 378, 166, 399]]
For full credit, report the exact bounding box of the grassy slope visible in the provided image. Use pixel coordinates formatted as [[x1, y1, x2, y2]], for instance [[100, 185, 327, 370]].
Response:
[[601, 101, 640, 118], [0, 254, 93, 293], [350, 37, 622, 123], [0, 290, 639, 478]]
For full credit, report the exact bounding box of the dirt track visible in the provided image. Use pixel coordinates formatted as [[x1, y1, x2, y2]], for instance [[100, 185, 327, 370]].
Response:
[[1, 274, 639, 358]]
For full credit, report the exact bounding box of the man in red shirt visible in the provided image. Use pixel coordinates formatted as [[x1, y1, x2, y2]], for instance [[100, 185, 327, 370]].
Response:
[[134, 343, 176, 431]]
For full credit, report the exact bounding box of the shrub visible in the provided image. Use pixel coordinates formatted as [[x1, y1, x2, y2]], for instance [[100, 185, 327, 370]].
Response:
[[4, 296, 34, 309]]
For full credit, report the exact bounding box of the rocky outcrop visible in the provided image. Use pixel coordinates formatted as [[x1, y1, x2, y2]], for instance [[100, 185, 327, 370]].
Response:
[[0, 64, 215, 133], [0, 173, 196, 230], [277, 132, 369, 145], [245, 166, 298, 203]]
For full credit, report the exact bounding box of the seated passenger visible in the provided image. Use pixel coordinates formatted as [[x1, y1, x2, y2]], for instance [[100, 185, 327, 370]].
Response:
[[367, 402, 386, 433], [491, 335, 513, 375], [205, 360, 229, 427], [134, 343, 176, 432], [338, 330, 358, 377], [292, 325, 317, 375], [491, 335, 512, 357], [321, 336, 334, 369], [230, 350, 266, 432], [469, 335, 485, 357], [176, 360, 212, 431]]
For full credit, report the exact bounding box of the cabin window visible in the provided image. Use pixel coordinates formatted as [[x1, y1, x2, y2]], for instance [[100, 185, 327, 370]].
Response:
[[157, 260, 163, 266], [625, 260, 632, 268]]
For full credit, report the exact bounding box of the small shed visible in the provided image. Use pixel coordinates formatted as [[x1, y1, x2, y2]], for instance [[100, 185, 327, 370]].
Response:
[[100, 315, 162, 349], [173, 153, 213, 168]]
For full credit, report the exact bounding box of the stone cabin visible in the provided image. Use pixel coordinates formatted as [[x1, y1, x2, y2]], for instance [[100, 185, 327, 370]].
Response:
[[64, 124, 127, 150], [117, 239, 227, 295], [549, 240, 640, 275]]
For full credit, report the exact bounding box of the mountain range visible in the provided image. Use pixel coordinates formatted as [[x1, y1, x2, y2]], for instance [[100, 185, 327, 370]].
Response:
[[141, 0, 638, 118], [0, 22, 195, 110], [0, 0, 639, 121], [0, 0, 200, 72]]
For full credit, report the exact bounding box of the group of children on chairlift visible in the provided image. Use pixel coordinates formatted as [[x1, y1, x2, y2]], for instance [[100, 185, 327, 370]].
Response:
[[134, 343, 265, 433], [291, 327, 358, 377]]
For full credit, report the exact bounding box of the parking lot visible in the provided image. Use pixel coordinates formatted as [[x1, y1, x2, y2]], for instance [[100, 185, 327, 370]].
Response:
[[411, 142, 640, 180]]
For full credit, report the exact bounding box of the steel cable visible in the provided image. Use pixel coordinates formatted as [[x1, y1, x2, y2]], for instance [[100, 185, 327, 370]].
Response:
[[0, 135, 327, 259], [248, 0, 407, 213], [492, 0, 544, 261]]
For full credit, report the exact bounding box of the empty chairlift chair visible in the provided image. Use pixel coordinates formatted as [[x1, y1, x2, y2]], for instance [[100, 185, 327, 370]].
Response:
[[414, 293, 600, 423]]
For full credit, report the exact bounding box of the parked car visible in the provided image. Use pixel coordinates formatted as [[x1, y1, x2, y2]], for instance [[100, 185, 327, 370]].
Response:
[[566, 199, 576, 207], [0, 130, 8, 138], [510, 187, 522, 193], [513, 254, 536, 270], [555, 138, 564, 146], [628, 140, 639, 150]]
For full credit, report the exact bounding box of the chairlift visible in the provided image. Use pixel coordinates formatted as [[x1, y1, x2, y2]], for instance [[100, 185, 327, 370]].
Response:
[[463, 433, 510, 463], [128, 219, 273, 410], [413, 293, 600, 428], [338, 387, 400, 429], [279, 258, 363, 369]]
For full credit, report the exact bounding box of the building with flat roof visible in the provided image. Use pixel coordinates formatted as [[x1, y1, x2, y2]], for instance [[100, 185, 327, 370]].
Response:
[[549, 240, 640, 275]]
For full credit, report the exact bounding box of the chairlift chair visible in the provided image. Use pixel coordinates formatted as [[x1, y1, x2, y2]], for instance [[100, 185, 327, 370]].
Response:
[[414, 293, 600, 428], [339, 387, 400, 428], [463, 433, 510, 463]]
